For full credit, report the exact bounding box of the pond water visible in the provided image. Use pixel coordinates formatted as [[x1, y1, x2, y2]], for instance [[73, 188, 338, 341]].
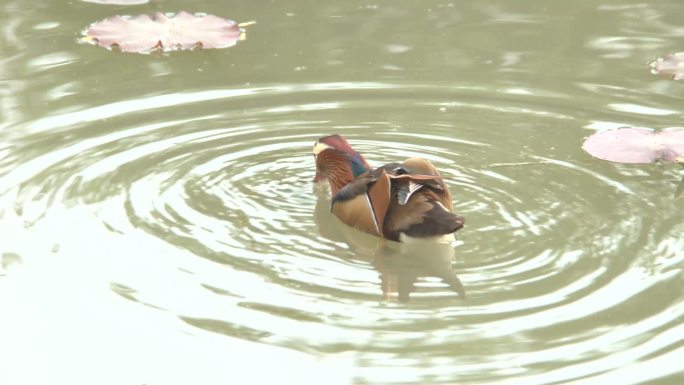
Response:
[[1, 1, 683, 384]]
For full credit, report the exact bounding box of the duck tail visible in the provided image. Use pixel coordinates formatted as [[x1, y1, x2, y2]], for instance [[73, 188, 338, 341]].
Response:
[[401, 200, 465, 239]]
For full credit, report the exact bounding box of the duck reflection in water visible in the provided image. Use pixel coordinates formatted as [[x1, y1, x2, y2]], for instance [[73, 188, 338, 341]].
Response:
[[312, 135, 466, 302], [313, 186, 465, 302]]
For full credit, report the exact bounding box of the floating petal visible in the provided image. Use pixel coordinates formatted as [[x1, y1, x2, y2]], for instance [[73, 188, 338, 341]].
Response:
[[649, 53, 684, 80], [82, 11, 245, 53], [582, 127, 684, 163], [82, 0, 149, 4]]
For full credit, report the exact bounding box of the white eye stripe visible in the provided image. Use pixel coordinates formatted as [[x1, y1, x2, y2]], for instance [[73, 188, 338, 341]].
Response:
[[313, 142, 333, 155]]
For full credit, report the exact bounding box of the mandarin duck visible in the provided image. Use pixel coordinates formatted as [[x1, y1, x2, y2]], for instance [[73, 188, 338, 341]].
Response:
[[313, 134, 465, 243]]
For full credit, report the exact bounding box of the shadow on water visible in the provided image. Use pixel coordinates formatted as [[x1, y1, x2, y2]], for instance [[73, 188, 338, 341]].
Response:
[[313, 184, 465, 303]]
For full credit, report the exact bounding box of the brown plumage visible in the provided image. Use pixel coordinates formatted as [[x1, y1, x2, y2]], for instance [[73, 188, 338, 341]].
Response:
[[313, 135, 464, 242]]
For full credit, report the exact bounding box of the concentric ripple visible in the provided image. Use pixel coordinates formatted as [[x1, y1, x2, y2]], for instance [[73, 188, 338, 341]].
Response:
[[1, 82, 683, 384]]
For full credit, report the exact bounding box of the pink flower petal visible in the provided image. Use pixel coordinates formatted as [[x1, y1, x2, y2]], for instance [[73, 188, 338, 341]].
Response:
[[81, 0, 149, 4], [650, 53, 684, 80], [582, 128, 684, 164], [83, 11, 245, 53]]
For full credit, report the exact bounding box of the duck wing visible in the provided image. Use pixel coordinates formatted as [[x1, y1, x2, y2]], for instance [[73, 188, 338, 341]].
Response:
[[331, 158, 464, 241]]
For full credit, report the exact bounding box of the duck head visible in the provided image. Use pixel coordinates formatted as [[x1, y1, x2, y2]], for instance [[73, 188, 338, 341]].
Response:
[[313, 134, 370, 194]]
